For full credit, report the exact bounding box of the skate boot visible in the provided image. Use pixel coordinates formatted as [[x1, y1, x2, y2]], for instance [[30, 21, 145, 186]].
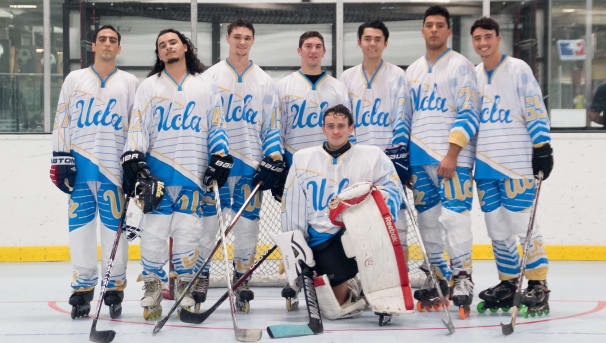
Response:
[[477, 279, 517, 314], [174, 274, 195, 310], [233, 271, 254, 313], [140, 273, 162, 320], [69, 289, 94, 319], [192, 271, 209, 312], [451, 269, 474, 319], [104, 290, 124, 319], [281, 284, 299, 312], [413, 268, 450, 312], [520, 280, 550, 318]]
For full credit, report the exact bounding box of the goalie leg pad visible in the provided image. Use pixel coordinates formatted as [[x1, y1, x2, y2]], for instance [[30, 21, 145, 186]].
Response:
[[314, 274, 366, 320], [272, 230, 315, 290], [329, 182, 414, 314]]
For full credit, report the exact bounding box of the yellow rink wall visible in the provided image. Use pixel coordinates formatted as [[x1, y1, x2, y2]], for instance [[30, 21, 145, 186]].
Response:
[[1, 244, 605, 262]]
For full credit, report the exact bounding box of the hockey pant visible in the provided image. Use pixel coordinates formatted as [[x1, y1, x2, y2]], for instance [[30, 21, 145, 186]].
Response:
[[68, 180, 128, 291], [140, 186, 203, 282], [411, 165, 473, 282], [329, 181, 414, 315], [476, 178, 548, 281], [196, 174, 262, 274]]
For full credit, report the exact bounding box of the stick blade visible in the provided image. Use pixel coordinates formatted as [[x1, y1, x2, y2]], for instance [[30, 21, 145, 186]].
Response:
[[89, 329, 116, 343], [152, 317, 169, 335], [267, 324, 314, 339], [235, 328, 262, 342], [501, 322, 514, 335], [179, 308, 206, 324], [442, 319, 455, 335]]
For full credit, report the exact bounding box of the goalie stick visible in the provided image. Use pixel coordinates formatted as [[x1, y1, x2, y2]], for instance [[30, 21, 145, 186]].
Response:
[[179, 244, 278, 324], [89, 197, 130, 343], [402, 188, 455, 335], [266, 263, 322, 339], [213, 181, 263, 342], [501, 172, 544, 336], [152, 182, 261, 335]]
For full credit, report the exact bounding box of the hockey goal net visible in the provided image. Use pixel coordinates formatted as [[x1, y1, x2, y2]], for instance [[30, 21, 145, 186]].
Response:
[[207, 189, 426, 288]]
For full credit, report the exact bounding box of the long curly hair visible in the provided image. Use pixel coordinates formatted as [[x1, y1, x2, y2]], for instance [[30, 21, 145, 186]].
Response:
[[148, 28, 205, 77]]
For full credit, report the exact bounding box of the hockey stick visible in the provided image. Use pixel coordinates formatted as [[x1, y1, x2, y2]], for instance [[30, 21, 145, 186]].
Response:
[[501, 172, 544, 336], [402, 188, 455, 335], [266, 264, 323, 338], [152, 182, 261, 335], [213, 181, 263, 342], [89, 197, 129, 343], [180, 244, 278, 324]]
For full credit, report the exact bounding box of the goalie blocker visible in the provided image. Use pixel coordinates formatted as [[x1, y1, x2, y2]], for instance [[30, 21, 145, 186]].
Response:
[[329, 181, 414, 316]]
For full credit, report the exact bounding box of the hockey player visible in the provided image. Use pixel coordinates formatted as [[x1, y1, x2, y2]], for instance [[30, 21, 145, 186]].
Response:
[[339, 20, 414, 277], [404, 5, 480, 318], [122, 28, 231, 320], [277, 32, 350, 310], [470, 17, 553, 317], [193, 19, 284, 313], [276, 104, 410, 324], [50, 25, 137, 320]]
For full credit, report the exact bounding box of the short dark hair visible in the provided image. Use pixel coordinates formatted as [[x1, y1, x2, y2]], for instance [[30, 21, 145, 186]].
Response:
[[299, 31, 325, 49], [423, 5, 451, 28], [94, 25, 121, 44], [227, 19, 255, 37], [357, 21, 389, 42], [323, 104, 353, 126], [149, 29, 205, 77], [470, 17, 500, 36]]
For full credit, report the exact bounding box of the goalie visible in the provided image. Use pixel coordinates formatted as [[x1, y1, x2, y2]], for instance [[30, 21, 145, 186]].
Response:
[[275, 104, 414, 326]]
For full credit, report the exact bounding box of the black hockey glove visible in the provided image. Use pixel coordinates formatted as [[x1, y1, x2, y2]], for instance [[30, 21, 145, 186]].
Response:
[[50, 151, 77, 194], [203, 154, 233, 189], [271, 161, 290, 202], [253, 156, 286, 191], [385, 145, 411, 184], [121, 151, 151, 196], [532, 143, 553, 180], [134, 175, 165, 213]]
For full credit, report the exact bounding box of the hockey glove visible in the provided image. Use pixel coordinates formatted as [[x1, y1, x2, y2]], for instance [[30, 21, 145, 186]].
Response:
[[385, 144, 411, 184], [271, 161, 290, 203], [253, 156, 286, 191], [121, 151, 151, 196], [202, 154, 233, 189], [134, 175, 165, 213], [532, 143, 553, 180], [50, 152, 77, 194]]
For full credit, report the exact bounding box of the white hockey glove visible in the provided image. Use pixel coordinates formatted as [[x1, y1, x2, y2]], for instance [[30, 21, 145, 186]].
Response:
[[272, 230, 315, 291]]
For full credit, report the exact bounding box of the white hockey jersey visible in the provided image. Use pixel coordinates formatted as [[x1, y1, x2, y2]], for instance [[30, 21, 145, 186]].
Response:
[[474, 55, 551, 179], [281, 144, 403, 247], [124, 70, 228, 189], [277, 71, 350, 163], [52, 66, 138, 186], [201, 60, 281, 176], [340, 60, 412, 149], [405, 49, 480, 168]]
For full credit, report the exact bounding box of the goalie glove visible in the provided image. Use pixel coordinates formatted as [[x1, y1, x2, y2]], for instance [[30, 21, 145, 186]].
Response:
[[253, 156, 286, 191], [50, 152, 77, 194], [385, 144, 410, 184], [532, 143, 553, 180], [121, 151, 151, 196], [202, 154, 233, 189], [272, 230, 315, 291]]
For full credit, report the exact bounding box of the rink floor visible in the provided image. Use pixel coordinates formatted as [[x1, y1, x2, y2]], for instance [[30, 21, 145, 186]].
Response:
[[1, 260, 605, 343]]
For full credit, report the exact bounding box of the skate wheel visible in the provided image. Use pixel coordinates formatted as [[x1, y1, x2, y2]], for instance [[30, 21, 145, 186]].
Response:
[[543, 309, 550, 315], [520, 305, 528, 318], [477, 302, 487, 313], [537, 310, 544, 317], [459, 306, 470, 319], [489, 307, 498, 313], [416, 301, 424, 312], [433, 303, 441, 311], [501, 307, 510, 313], [530, 311, 536, 318]]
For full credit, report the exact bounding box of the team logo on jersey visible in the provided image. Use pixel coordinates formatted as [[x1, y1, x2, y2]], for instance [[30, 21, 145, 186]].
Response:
[[480, 95, 512, 123], [411, 83, 448, 113], [289, 100, 329, 129], [75, 97, 123, 130], [353, 98, 390, 127], [306, 178, 349, 211], [224, 93, 259, 124], [155, 101, 202, 132]]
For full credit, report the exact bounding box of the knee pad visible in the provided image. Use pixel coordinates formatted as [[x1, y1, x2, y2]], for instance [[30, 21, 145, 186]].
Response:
[[484, 206, 513, 241]]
